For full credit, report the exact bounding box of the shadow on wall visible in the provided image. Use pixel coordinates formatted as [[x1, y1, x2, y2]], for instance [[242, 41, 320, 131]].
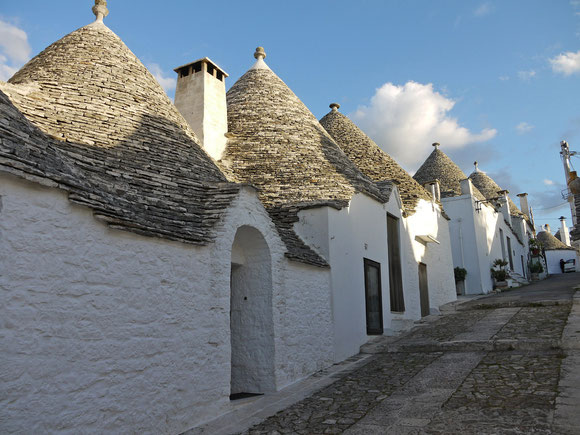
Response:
[[0, 90, 240, 244]]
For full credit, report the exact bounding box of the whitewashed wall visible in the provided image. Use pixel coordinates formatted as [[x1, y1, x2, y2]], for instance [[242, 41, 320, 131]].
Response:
[[296, 192, 457, 362], [297, 193, 390, 362], [0, 173, 333, 434], [443, 193, 528, 295], [545, 250, 579, 274], [401, 199, 456, 316]]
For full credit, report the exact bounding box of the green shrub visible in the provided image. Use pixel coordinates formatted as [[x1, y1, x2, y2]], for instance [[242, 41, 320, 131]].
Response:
[[454, 267, 467, 283]]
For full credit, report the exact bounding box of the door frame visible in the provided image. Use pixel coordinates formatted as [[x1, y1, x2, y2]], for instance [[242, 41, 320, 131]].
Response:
[[364, 258, 384, 335]]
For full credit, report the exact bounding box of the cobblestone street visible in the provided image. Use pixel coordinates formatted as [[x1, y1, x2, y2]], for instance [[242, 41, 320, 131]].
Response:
[[234, 273, 580, 435]]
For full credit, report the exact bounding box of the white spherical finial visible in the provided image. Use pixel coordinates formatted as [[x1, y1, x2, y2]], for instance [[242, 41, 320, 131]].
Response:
[[329, 103, 340, 112], [92, 0, 109, 22], [254, 47, 266, 60]]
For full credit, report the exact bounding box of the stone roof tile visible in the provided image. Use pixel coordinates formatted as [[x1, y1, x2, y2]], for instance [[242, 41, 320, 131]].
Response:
[[537, 230, 575, 251], [319, 108, 431, 215], [224, 60, 387, 208], [413, 147, 486, 201], [222, 51, 389, 265], [0, 22, 240, 245], [468, 167, 524, 217]]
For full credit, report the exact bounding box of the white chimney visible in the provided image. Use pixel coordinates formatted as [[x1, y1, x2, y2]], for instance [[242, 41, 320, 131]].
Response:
[[424, 180, 441, 202], [460, 178, 474, 196], [544, 224, 551, 234], [174, 58, 228, 161], [498, 190, 512, 226], [559, 216, 571, 246], [516, 193, 530, 218]]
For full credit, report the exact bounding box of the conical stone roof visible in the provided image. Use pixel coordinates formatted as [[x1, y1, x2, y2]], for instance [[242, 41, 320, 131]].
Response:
[[319, 106, 431, 215], [222, 50, 388, 266], [0, 19, 240, 244], [537, 230, 575, 251], [413, 147, 485, 201], [469, 167, 524, 217], [223, 50, 387, 209]]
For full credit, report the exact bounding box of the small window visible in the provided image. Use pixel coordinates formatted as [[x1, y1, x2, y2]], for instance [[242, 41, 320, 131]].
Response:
[[192, 62, 202, 73], [216, 70, 223, 81], [180, 68, 189, 78], [207, 63, 215, 76]]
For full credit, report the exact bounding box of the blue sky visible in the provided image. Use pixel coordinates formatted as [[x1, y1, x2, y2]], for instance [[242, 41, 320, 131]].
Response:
[[1, 1, 580, 231]]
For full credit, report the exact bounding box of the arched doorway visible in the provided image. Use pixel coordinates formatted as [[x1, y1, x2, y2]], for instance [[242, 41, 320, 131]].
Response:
[[230, 226, 275, 398]]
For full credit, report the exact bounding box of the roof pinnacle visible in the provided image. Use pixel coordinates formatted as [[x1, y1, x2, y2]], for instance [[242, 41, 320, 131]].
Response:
[[92, 0, 109, 22], [330, 103, 340, 112], [474, 161, 479, 172], [432, 142, 440, 149], [254, 47, 266, 60]]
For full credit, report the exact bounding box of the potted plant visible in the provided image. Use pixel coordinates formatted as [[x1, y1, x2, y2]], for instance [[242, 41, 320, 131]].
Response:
[[491, 258, 509, 289], [454, 267, 467, 295], [529, 261, 543, 280], [529, 238, 542, 256]]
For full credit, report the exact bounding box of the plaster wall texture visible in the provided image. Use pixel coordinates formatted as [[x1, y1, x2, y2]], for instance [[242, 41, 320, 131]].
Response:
[[230, 226, 275, 394], [401, 199, 456, 315], [295, 193, 390, 362], [442, 194, 528, 295], [296, 191, 457, 363], [445, 195, 486, 293], [497, 217, 527, 278], [174, 67, 227, 160], [545, 250, 580, 274], [0, 173, 333, 434]]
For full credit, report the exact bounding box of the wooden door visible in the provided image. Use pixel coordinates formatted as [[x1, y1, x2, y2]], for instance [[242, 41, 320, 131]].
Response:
[[387, 214, 405, 312], [418, 262, 430, 317], [364, 259, 383, 335]]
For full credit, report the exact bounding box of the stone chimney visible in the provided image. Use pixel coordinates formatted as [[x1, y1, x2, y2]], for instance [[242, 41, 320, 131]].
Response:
[[498, 190, 512, 226], [559, 216, 571, 246], [516, 193, 530, 218], [174, 57, 228, 160]]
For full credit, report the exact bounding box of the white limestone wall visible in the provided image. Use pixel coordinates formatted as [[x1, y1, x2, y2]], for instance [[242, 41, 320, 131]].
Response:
[[442, 194, 527, 295], [296, 193, 390, 362], [545, 250, 579, 274], [401, 199, 456, 315], [497, 217, 527, 277], [0, 174, 333, 434], [326, 194, 390, 362]]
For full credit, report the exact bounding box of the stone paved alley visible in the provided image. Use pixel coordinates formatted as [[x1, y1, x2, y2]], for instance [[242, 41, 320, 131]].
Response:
[[191, 273, 580, 435]]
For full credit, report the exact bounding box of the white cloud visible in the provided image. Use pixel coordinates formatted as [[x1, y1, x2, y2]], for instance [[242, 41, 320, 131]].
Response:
[[518, 70, 536, 80], [499, 75, 509, 81], [516, 122, 534, 134], [146, 63, 176, 93], [0, 19, 31, 81], [351, 81, 497, 169], [549, 50, 580, 76], [544, 179, 555, 185], [474, 2, 493, 16]]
